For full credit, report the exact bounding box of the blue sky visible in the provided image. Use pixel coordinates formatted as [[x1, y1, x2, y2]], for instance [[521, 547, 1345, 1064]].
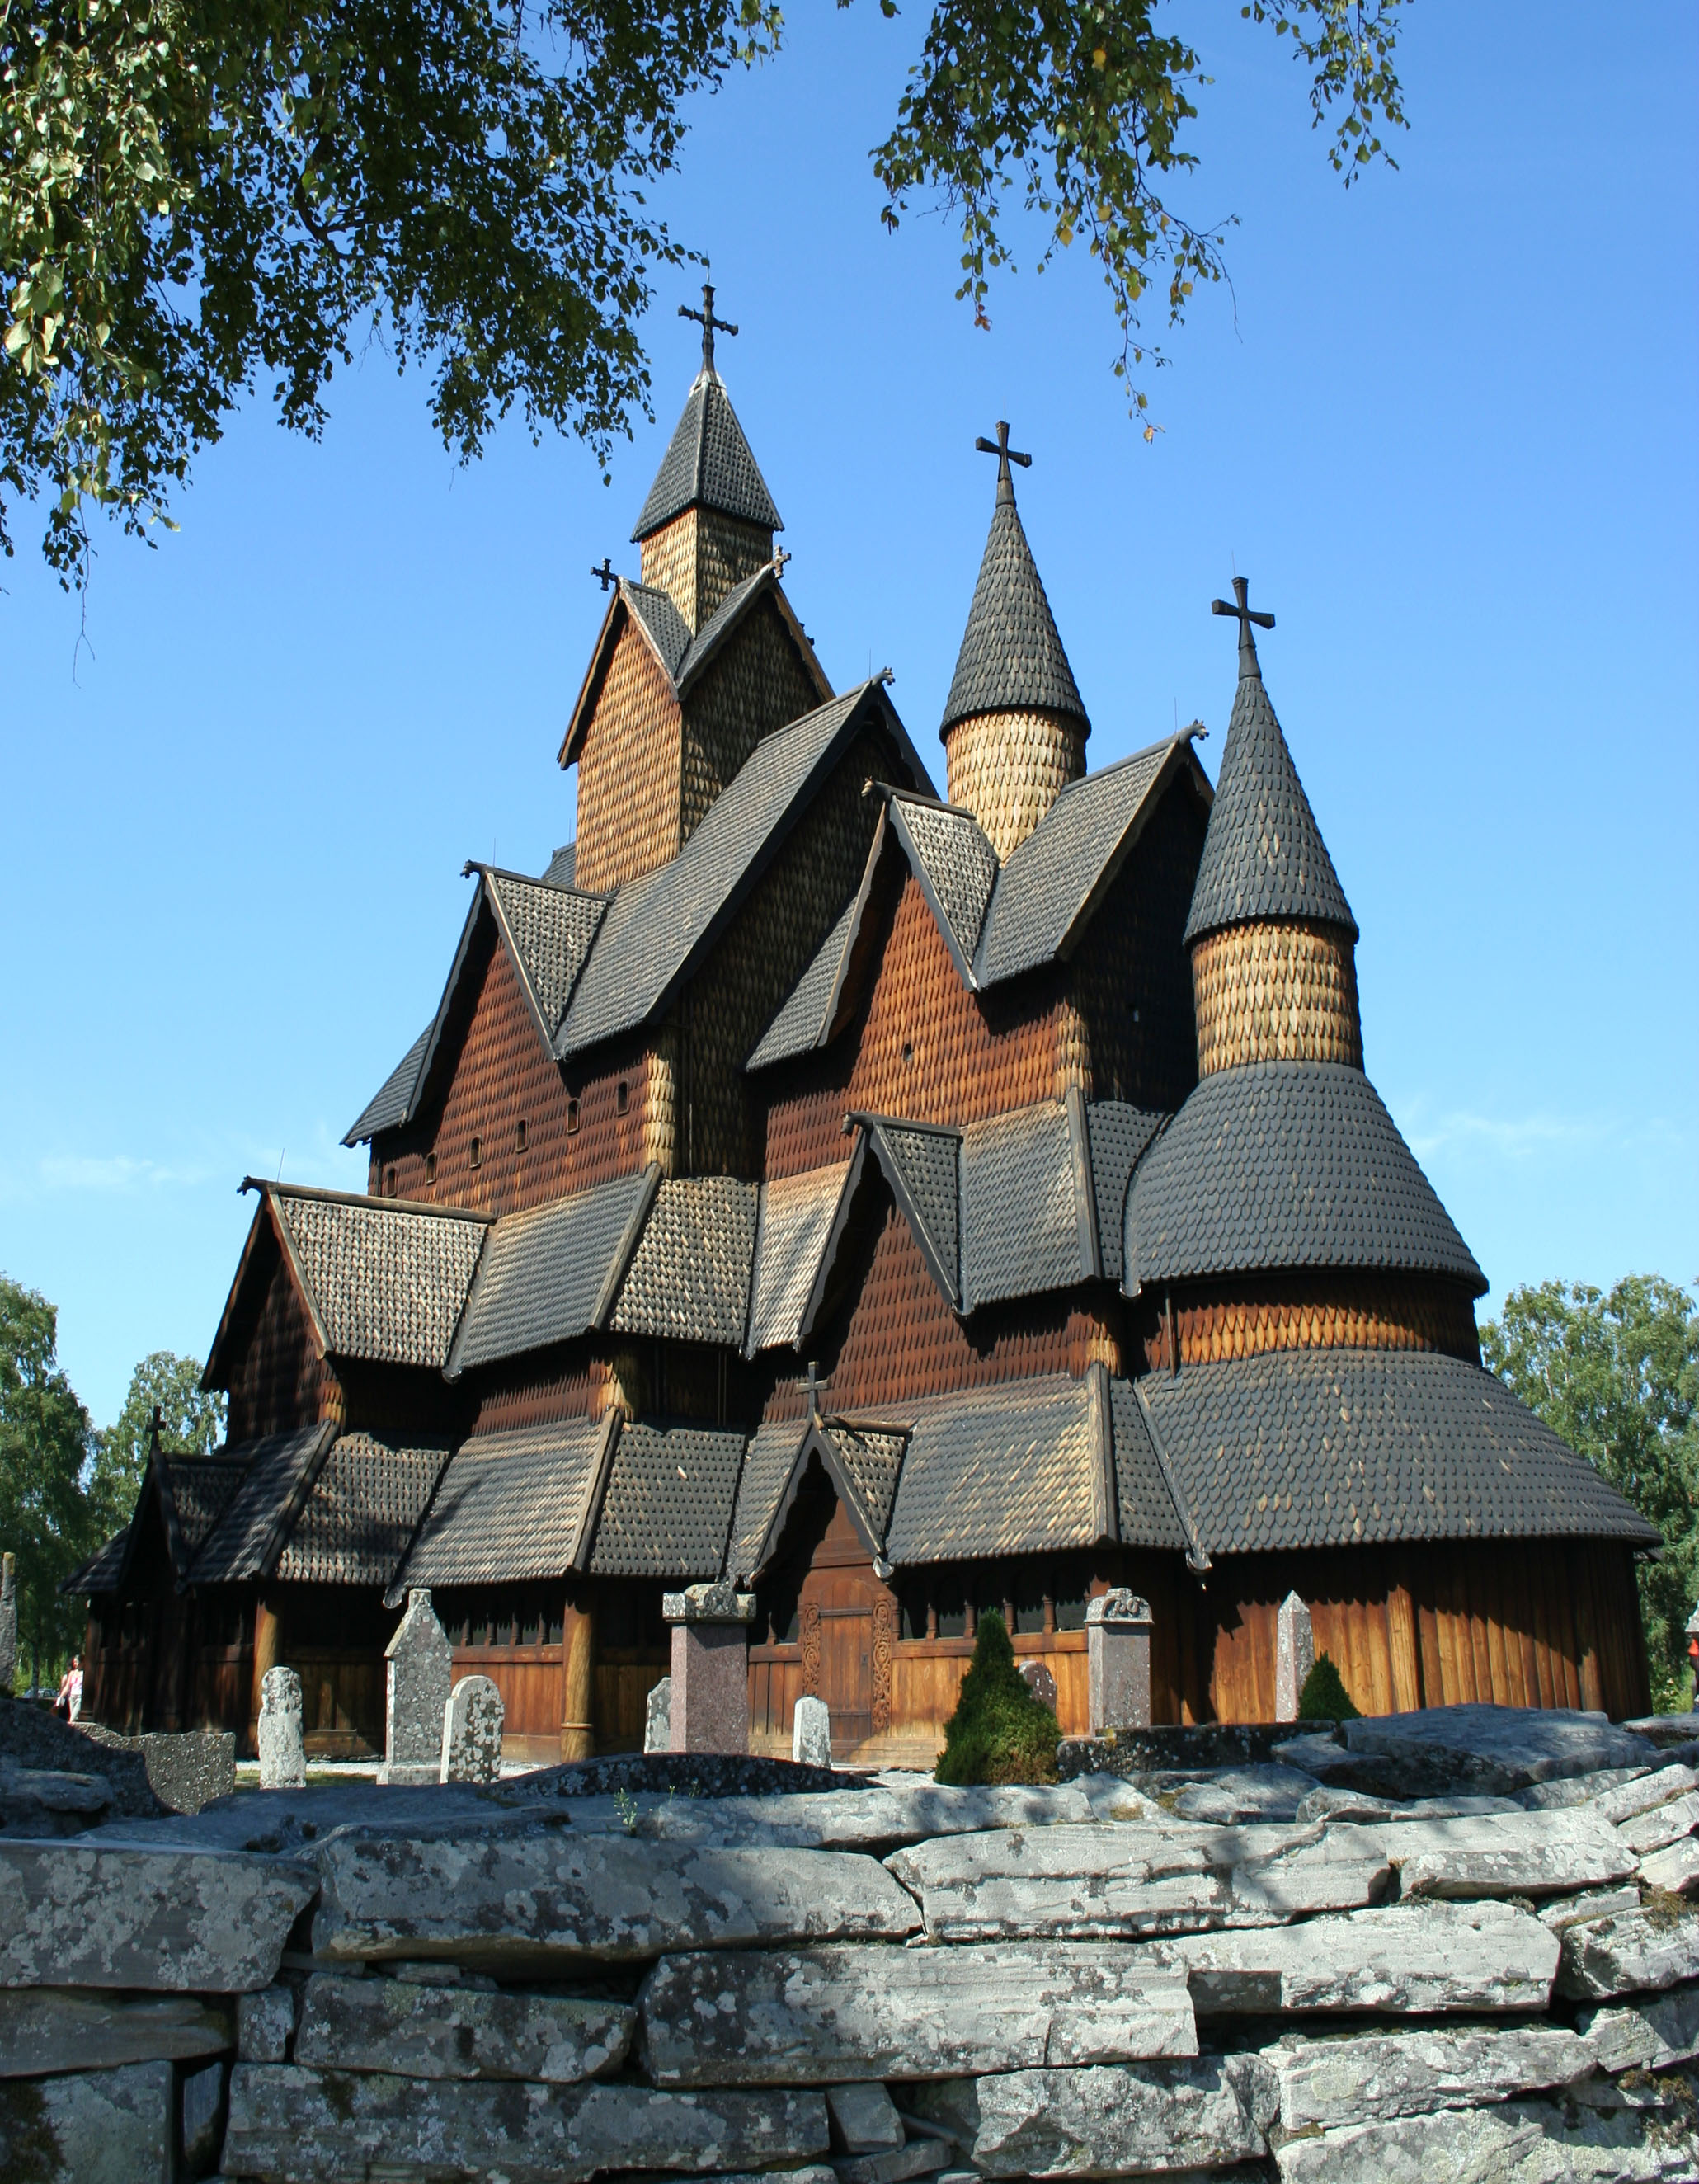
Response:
[[2, 3, 1694, 1428]]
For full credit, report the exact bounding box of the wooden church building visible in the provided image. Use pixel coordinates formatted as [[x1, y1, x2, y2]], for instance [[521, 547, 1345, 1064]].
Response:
[[68, 304, 1658, 1762]]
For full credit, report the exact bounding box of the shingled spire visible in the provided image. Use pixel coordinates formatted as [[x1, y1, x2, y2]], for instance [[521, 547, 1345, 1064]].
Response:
[[940, 425, 1089, 859], [1185, 577, 1362, 1077], [633, 287, 783, 633]]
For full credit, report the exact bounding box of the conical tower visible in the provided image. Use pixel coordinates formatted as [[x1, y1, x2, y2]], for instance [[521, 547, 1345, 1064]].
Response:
[[632, 285, 782, 633], [1184, 579, 1362, 1076], [940, 424, 1089, 858]]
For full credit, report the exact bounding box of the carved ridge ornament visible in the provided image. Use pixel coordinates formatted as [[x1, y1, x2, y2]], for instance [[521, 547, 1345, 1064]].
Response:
[[798, 1601, 822, 1697], [872, 1593, 896, 1736]]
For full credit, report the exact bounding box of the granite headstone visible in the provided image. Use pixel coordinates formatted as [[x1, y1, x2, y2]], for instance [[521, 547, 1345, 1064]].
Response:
[[793, 1695, 833, 1768], [440, 1674, 504, 1783], [380, 1590, 454, 1786], [256, 1667, 306, 1791]]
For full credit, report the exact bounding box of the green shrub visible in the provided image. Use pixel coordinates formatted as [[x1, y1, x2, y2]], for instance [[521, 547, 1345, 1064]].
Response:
[[935, 1610, 1060, 1786], [1297, 1653, 1361, 1721]]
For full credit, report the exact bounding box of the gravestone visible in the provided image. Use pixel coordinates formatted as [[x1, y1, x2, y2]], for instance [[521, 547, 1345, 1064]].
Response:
[[256, 1667, 306, 1790], [0, 1552, 15, 1697], [793, 1694, 832, 1768], [380, 1590, 453, 1786], [1275, 1593, 1316, 1723], [664, 1583, 755, 1754], [1087, 1590, 1152, 1735], [643, 1678, 672, 1754], [440, 1675, 504, 1783], [1021, 1662, 1059, 1711]]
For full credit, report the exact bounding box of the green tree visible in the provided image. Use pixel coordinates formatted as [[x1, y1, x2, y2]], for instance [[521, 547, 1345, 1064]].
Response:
[[87, 1349, 225, 1543], [0, 1273, 95, 1688], [1, 0, 1406, 580], [1481, 1277, 1699, 1711], [935, 1607, 1060, 1784]]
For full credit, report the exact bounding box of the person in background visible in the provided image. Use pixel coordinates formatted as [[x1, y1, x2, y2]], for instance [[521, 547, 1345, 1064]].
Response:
[[54, 1655, 83, 1721]]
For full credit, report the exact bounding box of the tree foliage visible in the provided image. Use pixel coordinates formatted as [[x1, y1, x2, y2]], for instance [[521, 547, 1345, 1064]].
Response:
[[1481, 1276, 1699, 1711], [0, 1273, 94, 1679], [2, 0, 1407, 579], [88, 1349, 224, 1541], [935, 1607, 1060, 1784], [1297, 1650, 1358, 1720]]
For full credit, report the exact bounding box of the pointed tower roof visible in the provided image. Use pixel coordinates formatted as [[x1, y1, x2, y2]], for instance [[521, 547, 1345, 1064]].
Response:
[[1184, 578, 1355, 945], [940, 426, 1087, 737]]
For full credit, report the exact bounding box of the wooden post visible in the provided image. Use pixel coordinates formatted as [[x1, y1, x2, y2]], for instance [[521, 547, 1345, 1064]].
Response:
[[249, 1591, 280, 1758], [1572, 1549, 1605, 1715], [560, 1589, 595, 1762], [1386, 1582, 1424, 1713]]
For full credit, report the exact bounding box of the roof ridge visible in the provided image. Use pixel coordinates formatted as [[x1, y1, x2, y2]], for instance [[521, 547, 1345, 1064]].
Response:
[[242, 1176, 493, 1223]]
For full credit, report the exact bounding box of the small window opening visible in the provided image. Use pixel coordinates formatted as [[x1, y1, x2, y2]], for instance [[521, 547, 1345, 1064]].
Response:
[[384, 1165, 397, 1198], [425, 1151, 437, 1186], [515, 1118, 528, 1153], [566, 1097, 580, 1135], [468, 1134, 482, 1170], [615, 1080, 630, 1116], [901, 1040, 914, 1063]]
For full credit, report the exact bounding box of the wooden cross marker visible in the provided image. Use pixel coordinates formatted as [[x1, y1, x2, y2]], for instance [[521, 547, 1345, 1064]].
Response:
[[772, 545, 793, 581], [680, 283, 738, 375], [590, 557, 615, 591], [974, 420, 1033, 503], [804, 1359, 831, 1421], [1211, 574, 1275, 680]]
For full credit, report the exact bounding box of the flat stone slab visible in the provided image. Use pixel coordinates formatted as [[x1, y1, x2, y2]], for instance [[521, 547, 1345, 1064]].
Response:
[[223, 2064, 829, 2183], [1132, 1765, 1320, 1824], [885, 1821, 1391, 1941], [1540, 1884, 1642, 1930], [558, 1781, 1097, 1851], [1587, 1764, 1699, 1825], [238, 1983, 297, 2063], [1263, 2023, 1598, 2133], [1340, 1705, 1658, 1791], [1617, 1788, 1699, 1857], [827, 2078, 904, 2152], [1363, 1808, 1636, 1899], [294, 1972, 633, 2080], [1640, 1835, 1699, 1895], [1556, 1904, 1699, 1999], [0, 1984, 232, 2075], [911, 2058, 1275, 2179], [0, 2059, 173, 2183], [1141, 1899, 1559, 2015], [640, 1942, 1195, 2083], [1580, 1979, 1699, 2072], [1519, 1764, 1653, 1811], [1273, 2091, 1699, 2182], [312, 1832, 918, 1969], [0, 1838, 318, 1991]]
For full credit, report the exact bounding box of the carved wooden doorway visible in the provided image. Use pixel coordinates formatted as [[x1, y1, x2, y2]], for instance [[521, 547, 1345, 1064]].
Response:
[[762, 1453, 897, 1758]]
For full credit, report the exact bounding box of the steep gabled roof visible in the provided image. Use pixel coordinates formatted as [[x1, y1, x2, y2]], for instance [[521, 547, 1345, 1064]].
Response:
[[543, 842, 577, 888], [959, 1094, 1098, 1311], [633, 370, 783, 541], [1123, 1061, 1486, 1297], [744, 1417, 912, 1579], [1085, 1100, 1169, 1286], [623, 578, 693, 679], [344, 1024, 432, 1144], [745, 804, 893, 1072], [263, 1183, 492, 1368], [609, 1176, 759, 1348], [447, 1166, 659, 1377], [387, 1414, 618, 1602], [191, 1424, 340, 1586], [587, 1419, 745, 1579], [61, 1527, 129, 1595], [275, 1435, 452, 1588], [558, 681, 933, 1058], [853, 1114, 962, 1310], [724, 1417, 807, 1582], [885, 793, 998, 983], [941, 488, 1087, 735], [743, 1151, 864, 1356], [1184, 666, 1355, 946]]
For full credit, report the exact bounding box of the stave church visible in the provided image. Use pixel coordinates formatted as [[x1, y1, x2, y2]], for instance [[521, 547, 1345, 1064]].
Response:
[[67, 297, 1657, 1763]]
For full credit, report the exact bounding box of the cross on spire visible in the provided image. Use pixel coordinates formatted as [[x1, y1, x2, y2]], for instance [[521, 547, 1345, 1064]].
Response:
[[974, 421, 1033, 505], [590, 556, 615, 591], [679, 282, 737, 377], [804, 1359, 830, 1422], [1211, 574, 1276, 681]]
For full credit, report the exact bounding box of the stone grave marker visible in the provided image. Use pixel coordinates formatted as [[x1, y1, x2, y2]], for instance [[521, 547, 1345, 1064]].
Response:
[[793, 1695, 832, 1768], [380, 1590, 453, 1786], [644, 1678, 672, 1754], [440, 1675, 504, 1783], [1020, 1662, 1059, 1711], [1086, 1590, 1151, 1734], [664, 1583, 755, 1754], [1275, 1592, 1315, 1723], [256, 1667, 306, 1791]]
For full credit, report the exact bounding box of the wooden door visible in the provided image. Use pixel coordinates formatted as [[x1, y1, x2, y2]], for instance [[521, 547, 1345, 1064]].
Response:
[[799, 1499, 880, 1753]]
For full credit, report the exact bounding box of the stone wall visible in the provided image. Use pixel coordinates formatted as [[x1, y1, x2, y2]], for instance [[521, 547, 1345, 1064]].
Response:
[[5, 1706, 1699, 2180]]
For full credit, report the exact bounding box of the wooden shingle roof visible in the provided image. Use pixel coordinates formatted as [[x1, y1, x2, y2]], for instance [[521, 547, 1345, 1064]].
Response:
[[631, 370, 783, 541], [941, 487, 1087, 735]]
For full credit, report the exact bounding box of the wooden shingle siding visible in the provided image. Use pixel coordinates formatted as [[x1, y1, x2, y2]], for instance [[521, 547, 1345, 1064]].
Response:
[[574, 619, 686, 892], [224, 1229, 341, 1443], [1137, 1274, 1482, 1371], [680, 595, 821, 841], [1193, 916, 1362, 1076], [640, 506, 774, 631]]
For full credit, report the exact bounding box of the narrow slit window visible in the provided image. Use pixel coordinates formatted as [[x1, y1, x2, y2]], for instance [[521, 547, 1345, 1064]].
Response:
[[515, 1118, 528, 1153], [425, 1151, 436, 1186], [468, 1135, 482, 1170], [566, 1097, 580, 1135], [384, 1166, 397, 1198], [615, 1080, 630, 1116]]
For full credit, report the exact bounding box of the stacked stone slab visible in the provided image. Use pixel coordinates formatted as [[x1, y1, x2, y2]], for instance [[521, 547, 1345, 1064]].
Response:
[[3, 1703, 1699, 2179]]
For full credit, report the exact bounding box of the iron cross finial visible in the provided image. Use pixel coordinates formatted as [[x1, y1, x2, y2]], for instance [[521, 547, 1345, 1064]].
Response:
[[974, 420, 1033, 504], [772, 545, 793, 581], [590, 556, 615, 591], [1210, 574, 1276, 681], [804, 1359, 831, 1422], [679, 282, 738, 375]]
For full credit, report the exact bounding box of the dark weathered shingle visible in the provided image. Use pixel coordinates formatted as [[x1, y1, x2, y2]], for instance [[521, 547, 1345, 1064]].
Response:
[[622, 578, 693, 680], [885, 1376, 1104, 1565], [449, 1169, 657, 1376], [631, 373, 783, 541], [191, 1424, 339, 1585], [1108, 1381, 1191, 1553], [822, 1422, 907, 1546], [1184, 668, 1355, 945], [542, 841, 577, 889], [274, 1189, 491, 1368], [344, 1024, 432, 1145], [941, 492, 1087, 734], [1137, 1349, 1660, 1557], [61, 1528, 129, 1595], [1087, 1101, 1169, 1285], [886, 796, 998, 979], [744, 1159, 860, 1356], [390, 1418, 613, 1598], [559, 683, 929, 1058], [974, 739, 1180, 987], [860, 1117, 962, 1308], [587, 1422, 744, 1579], [1123, 1060, 1485, 1295], [724, 1418, 807, 1581], [959, 1099, 1084, 1311], [609, 1177, 758, 1347], [275, 1435, 452, 1589], [746, 895, 859, 1071], [162, 1454, 251, 1565], [487, 871, 607, 1038]]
